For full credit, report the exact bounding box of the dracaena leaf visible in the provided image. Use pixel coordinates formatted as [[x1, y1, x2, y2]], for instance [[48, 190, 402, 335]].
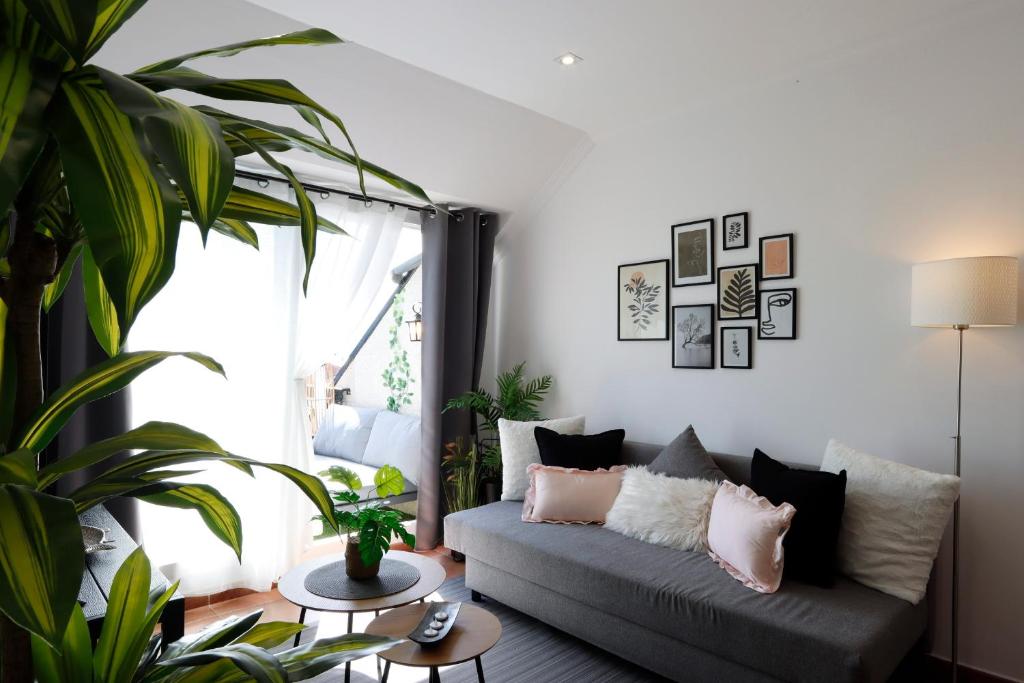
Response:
[[15, 351, 224, 453], [276, 633, 399, 680], [135, 28, 342, 75], [0, 485, 84, 649], [30, 604, 92, 683], [82, 244, 120, 357], [0, 449, 37, 487], [41, 240, 83, 312], [161, 610, 263, 660], [18, 0, 97, 65], [84, 0, 150, 63], [135, 483, 243, 562], [51, 69, 181, 347], [156, 643, 288, 683], [218, 184, 343, 235]]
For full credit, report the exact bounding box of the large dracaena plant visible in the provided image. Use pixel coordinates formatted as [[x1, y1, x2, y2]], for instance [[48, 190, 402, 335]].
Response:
[[0, 1, 430, 681]]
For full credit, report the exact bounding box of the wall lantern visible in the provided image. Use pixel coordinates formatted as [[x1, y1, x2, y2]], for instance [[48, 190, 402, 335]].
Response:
[[407, 302, 423, 342]]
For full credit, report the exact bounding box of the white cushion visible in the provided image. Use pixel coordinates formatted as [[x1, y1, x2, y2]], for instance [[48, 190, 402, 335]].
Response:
[[312, 405, 378, 463], [499, 416, 585, 501], [820, 438, 960, 604], [362, 410, 421, 485], [605, 467, 719, 552]]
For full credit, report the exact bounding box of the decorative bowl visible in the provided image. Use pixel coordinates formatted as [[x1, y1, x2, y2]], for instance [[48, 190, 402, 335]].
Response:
[[408, 601, 461, 646]]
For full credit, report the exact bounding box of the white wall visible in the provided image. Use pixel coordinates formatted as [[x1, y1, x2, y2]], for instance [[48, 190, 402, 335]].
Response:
[[495, 4, 1024, 680]]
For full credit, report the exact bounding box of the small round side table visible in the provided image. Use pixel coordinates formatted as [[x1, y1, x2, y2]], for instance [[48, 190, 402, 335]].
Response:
[[366, 602, 502, 683], [278, 550, 446, 683]]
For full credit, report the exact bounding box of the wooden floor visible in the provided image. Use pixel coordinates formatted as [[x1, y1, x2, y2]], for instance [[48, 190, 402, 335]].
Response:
[[182, 542, 464, 635]]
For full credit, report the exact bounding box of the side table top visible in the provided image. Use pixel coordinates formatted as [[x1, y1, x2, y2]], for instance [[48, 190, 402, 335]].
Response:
[[278, 550, 445, 613], [366, 603, 502, 667]]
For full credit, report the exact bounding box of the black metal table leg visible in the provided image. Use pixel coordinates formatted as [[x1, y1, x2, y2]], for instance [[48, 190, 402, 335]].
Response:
[[381, 660, 390, 682], [475, 656, 485, 683], [429, 666, 441, 683], [293, 607, 306, 647], [345, 611, 354, 683]]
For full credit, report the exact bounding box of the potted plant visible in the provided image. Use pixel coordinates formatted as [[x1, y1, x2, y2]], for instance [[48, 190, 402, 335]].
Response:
[[442, 438, 480, 514], [317, 465, 416, 579], [445, 362, 554, 503], [0, 3, 429, 681]]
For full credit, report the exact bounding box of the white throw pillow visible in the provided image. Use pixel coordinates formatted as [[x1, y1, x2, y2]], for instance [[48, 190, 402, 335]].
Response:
[[605, 467, 719, 552], [362, 410, 421, 485], [499, 416, 585, 501], [821, 439, 960, 604], [312, 405, 378, 462]]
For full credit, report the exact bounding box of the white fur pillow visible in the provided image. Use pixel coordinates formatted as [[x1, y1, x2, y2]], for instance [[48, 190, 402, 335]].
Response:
[[499, 416, 585, 501], [821, 439, 960, 604], [604, 466, 719, 552]]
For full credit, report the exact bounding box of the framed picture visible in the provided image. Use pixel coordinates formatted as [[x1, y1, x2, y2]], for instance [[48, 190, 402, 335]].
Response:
[[717, 263, 758, 320], [618, 259, 669, 340], [720, 326, 752, 369], [671, 219, 714, 287], [758, 287, 797, 340], [722, 212, 748, 250], [760, 233, 794, 280], [672, 304, 715, 369]]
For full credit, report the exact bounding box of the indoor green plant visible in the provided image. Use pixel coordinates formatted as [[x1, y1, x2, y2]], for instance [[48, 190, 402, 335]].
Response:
[[0, 2, 429, 680], [29, 547, 400, 683], [442, 438, 479, 514], [444, 362, 553, 501], [316, 464, 416, 578]]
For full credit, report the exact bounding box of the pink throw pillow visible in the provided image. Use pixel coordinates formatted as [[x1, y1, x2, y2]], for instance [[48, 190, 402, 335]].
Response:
[[707, 482, 797, 593], [522, 463, 627, 524]]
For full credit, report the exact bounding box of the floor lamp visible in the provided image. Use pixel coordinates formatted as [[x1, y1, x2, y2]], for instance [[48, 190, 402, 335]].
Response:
[[911, 256, 1019, 682]]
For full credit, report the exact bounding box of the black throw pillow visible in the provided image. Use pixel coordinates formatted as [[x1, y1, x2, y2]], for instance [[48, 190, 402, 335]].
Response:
[[750, 449, 847, 587], [534, 427, 625, 470]]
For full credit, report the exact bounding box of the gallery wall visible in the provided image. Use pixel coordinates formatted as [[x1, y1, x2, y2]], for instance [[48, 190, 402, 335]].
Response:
[[493, 3, 1024, 679]]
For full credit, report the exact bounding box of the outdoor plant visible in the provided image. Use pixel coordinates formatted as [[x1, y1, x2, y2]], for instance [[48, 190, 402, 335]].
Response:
[[29, 547, 400, 683], [381, 289, 414, 412], [0, 2, 428, 681], [444, 362, 553, 481], [442, 438, 479, 513], [316, 464, 416, 566]]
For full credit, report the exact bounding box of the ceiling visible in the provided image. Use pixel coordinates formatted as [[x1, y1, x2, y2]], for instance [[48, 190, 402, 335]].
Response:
[[247, 0, 989, 139]]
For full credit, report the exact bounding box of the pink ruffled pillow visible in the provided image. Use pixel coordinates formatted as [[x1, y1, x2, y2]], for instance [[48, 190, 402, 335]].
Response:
[[522, 463, 627, 524], [707, 482, 797, 593]]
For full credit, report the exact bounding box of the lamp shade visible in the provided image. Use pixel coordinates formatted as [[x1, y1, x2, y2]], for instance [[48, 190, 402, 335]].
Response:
[[911, 256, 1019, 327]]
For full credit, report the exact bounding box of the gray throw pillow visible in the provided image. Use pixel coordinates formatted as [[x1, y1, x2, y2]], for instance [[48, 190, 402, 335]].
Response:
[[647, 426, 729, 483]]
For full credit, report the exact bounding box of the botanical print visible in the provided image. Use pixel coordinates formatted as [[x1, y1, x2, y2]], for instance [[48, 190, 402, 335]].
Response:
[[759, 288, 797, 340], [676, 230, 708, 278], [723, 212, 748, 250], [673, 305, 714, 368], [625, 271, 662, 333], [671, 219, 714, 286], [618, 260, 669, 340], [721, 326, 752, 368], [718, 264, 758, 319], [760, 233, 794, 279]]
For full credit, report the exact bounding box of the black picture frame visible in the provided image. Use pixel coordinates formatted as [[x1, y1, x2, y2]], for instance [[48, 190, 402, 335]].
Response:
[[722, 212, 749, 250], [758, 287, 797, 340], [720, 326, 753, 369], [759, 233, 794, 280], [671, 219, 714, 287], [717, 263, 759, 321], [617, 259, 669, 341], [672, 304, 715, 369]]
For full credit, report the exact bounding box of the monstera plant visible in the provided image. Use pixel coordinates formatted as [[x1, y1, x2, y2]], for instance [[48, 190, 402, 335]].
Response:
[[0, 1, 429, 681]]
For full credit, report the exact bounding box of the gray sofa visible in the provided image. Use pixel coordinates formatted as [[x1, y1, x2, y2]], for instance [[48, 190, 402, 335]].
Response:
[[444, 441, 928, 683]]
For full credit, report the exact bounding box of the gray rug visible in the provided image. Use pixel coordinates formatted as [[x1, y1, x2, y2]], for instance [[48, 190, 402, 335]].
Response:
[[297, 576, 668, 682]]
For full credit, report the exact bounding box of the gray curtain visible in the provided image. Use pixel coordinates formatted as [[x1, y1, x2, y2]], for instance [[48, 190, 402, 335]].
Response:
[[416, 206, 497, 549], [43, 264, 138, 538]]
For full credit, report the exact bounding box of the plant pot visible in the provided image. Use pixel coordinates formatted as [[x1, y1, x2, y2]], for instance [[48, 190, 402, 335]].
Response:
[[345, 539, 380, 579], [481, 479, 501, 505]]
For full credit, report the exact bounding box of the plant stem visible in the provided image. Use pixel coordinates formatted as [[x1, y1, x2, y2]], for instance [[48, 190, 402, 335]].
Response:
[[1, 211, 54, 683]]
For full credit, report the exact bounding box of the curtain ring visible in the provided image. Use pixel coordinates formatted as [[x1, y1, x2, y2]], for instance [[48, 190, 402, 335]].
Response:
[[257, 178, 270, 189], [455, 212, 465, 222], [428, 208, 437, 217], [320, 191, 330, 200], [388, 203, 396, 211], [363, 197, 373, 208]]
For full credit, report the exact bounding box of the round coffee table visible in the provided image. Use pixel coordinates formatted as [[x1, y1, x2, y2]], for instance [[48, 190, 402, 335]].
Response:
[[366, 603, 501, 682], [279, 550, 446, 682]]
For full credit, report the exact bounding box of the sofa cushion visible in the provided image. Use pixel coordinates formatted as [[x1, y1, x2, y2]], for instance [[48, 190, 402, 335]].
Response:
[[445, 501, 926, 683], [499, 416, 586, 501], [361, 410, 421, 485], [313, 405, 378, 463], [535, 427, 625, 470], [647, 426, 729, 483]]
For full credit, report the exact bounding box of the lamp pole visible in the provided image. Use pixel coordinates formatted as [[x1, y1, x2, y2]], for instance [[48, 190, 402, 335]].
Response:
[[951, 324, 965, 683]]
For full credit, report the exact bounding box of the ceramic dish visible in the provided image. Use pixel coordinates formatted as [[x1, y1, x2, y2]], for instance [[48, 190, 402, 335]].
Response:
[[408, 601, 461, 646]]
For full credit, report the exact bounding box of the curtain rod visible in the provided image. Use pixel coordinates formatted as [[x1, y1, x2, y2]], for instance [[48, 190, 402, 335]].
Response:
[[234, 169, 434, 214]]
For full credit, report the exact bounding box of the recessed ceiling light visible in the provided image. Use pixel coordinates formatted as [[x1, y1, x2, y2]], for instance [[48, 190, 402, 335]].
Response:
[[556, 52, 582, 66]]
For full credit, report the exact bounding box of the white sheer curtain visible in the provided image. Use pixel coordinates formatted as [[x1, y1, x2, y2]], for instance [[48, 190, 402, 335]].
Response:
[[130, 181, 402, 595]]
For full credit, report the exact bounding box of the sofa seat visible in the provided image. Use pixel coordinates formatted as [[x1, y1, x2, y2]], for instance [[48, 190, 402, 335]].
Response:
[[445, 501, 926, 683]]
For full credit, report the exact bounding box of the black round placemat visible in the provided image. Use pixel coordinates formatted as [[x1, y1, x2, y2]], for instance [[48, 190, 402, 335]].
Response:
[[303, 558, 421, 600]]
